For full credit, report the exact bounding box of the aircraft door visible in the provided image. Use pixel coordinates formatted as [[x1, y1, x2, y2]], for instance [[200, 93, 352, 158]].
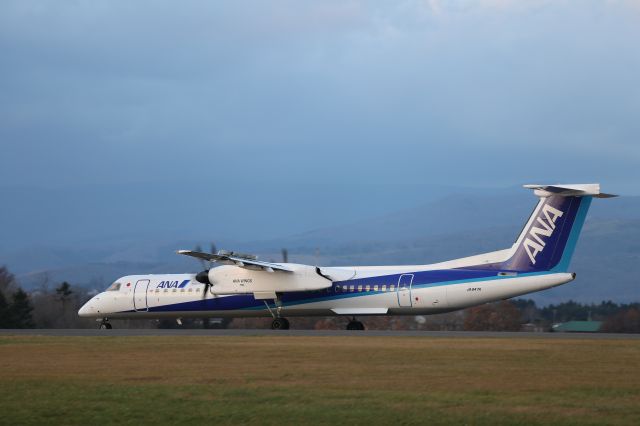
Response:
[[133, 279, 150, 312], [397, 274, 414, 307]]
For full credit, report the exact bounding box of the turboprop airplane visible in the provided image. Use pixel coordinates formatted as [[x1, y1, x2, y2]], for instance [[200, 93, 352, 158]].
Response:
[[78, 183, 615, 330]]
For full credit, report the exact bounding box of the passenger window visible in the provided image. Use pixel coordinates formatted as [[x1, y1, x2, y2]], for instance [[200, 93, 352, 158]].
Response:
[[374, 285, 379, 291], [381, 285, 387, 291], [365, 285, 370, 292], [357, 285, 363, 292]]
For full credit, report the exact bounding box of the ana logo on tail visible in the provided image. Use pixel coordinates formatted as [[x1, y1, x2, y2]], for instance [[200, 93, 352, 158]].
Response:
[[523, 204, 564, 264]]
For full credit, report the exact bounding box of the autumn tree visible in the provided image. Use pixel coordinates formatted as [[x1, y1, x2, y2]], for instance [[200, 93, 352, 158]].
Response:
[[463, 300, 521, 331], [31, 281, 97, 328], [601, 308, 640, 333]]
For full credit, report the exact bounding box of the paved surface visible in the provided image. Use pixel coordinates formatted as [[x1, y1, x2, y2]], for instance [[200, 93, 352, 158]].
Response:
[[1, 329, 638, 339]]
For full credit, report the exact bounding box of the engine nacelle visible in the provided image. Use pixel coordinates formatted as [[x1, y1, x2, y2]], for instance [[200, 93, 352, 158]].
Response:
[[207, 264, 331, 295]]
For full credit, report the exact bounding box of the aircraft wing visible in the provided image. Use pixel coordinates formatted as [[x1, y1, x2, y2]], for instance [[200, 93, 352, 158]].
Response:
[[177, 249, 294, 273]]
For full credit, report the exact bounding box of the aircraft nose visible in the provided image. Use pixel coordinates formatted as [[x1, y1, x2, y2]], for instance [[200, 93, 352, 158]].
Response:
[[78, 302, 91, 317], [78, 299, 97, 317]]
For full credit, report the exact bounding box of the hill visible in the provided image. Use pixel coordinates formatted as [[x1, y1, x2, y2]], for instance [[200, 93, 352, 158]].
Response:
[[4, 190, 638, 304]]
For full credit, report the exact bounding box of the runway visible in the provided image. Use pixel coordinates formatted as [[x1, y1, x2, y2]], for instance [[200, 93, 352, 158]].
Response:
[[1, 329, 638, 339]]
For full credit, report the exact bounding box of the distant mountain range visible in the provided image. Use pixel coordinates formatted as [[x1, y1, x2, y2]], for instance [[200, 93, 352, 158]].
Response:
[[2, 186, 638, 305]]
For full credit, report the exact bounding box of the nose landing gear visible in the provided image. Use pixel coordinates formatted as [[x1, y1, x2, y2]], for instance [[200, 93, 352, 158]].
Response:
[[98, 318, 112, 329], [346, 317, 365, 330]]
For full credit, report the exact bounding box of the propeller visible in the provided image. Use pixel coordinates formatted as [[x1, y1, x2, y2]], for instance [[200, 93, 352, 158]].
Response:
[[281, 248, 288, 263], [193, 243, 217, 298]]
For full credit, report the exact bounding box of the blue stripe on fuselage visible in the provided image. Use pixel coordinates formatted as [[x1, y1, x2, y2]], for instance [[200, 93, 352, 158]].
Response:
[[131, 268, 546, 314]]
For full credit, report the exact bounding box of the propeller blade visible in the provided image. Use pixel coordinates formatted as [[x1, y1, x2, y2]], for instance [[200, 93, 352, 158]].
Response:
[[203, 282, 210, 299], [195, 270, 211, 299]]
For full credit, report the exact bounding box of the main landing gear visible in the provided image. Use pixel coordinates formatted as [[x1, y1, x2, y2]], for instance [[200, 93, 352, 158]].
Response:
[[346, 317, 365, 330], [271, 317, 290, 330], [264, 297, 290, 330], [98, 318, 112, 329]]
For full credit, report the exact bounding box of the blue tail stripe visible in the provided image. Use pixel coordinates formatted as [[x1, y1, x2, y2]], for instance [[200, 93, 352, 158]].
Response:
[[551, 196, 592, 272]]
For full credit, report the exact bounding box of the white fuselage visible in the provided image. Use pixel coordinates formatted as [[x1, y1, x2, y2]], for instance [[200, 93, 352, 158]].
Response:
[[78, 264, 575, 319]]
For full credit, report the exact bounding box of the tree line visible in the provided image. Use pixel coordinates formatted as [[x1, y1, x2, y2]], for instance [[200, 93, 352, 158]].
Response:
[[462, 299, 640, 333], [0, 267, 34, 328], [0, 266, 96, 328]]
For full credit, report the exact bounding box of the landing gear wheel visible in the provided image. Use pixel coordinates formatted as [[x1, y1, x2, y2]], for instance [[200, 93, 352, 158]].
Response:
[[271, 318, 290, 330], [99, 322, 112, 329], [346, 320, 365, 330]]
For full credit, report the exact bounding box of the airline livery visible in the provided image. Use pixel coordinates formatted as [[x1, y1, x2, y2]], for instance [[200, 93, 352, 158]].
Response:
[[78, 183, 615, 330]]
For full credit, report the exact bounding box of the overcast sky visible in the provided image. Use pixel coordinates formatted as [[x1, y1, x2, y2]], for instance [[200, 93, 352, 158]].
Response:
[[1, 1, 639, 193]]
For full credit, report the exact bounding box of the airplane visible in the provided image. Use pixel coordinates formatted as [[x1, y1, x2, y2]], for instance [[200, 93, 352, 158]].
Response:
[[78, 183, 616, 330]]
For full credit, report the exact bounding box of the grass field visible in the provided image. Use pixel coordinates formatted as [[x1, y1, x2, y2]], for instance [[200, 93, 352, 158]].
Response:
[[0, 335, 639, 425]]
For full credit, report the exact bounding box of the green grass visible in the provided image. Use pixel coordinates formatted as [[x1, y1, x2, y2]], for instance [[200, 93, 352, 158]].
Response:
[[1, 336, 639, 425]]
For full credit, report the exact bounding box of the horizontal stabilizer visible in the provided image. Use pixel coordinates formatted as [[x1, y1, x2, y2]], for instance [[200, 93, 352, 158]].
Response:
[[523, 183, 617, 198]]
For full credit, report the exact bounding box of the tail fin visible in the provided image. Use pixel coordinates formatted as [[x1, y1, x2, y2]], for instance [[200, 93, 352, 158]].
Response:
[[501, 184, 616, 273]]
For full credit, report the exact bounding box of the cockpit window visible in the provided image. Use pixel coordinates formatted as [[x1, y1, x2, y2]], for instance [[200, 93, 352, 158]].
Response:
[[106, 282, 121, 291]]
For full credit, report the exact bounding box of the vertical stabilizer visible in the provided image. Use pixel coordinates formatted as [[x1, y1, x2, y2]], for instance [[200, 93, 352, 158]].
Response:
[[500, 184, 615, 272]]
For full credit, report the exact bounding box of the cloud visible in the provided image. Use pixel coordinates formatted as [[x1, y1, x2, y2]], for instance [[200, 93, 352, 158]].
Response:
[[0, 1, 638, 191]]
